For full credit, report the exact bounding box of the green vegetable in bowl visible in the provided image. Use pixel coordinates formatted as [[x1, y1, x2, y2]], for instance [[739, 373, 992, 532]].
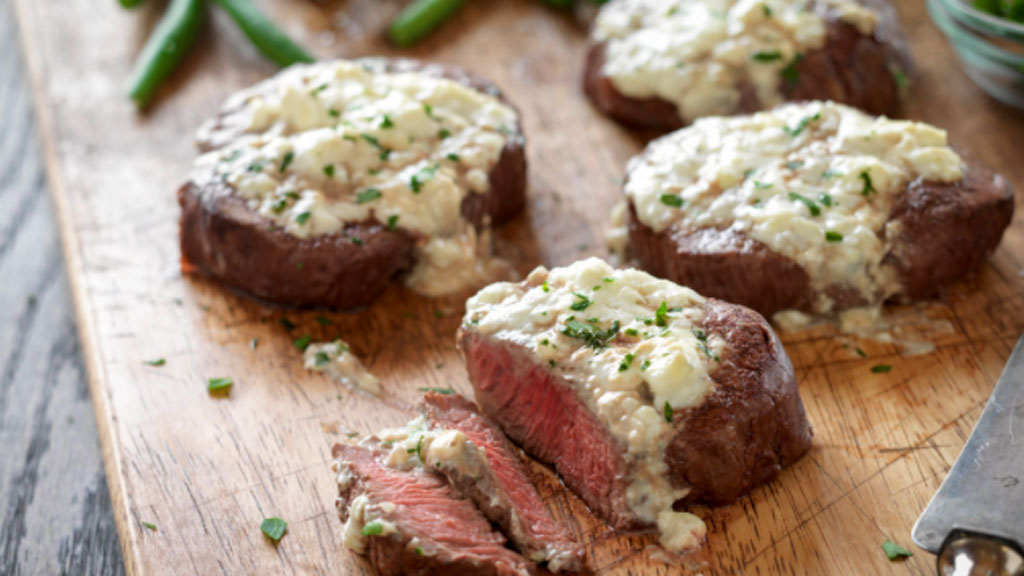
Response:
[[972, 0, 1024, 23]]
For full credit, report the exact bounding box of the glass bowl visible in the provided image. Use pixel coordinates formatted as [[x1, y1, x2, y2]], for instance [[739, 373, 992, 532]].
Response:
[[929, 0, 1024, 109]]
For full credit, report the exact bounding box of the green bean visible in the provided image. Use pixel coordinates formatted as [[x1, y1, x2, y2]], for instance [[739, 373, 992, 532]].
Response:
[[128, 0, 204, 109], [388, 0, 466, 47], [210, 0, 315, 67], [119, 0, 146, 8]]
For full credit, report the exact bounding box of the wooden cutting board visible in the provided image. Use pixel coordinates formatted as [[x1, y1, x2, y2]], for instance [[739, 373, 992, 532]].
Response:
[[11, 0, 1024, 574]]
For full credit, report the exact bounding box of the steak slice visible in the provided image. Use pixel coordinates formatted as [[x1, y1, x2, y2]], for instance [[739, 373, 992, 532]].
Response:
[[419, 392, 586, 572], [332, 443, 535, 576], [457, 262, 812, 534]]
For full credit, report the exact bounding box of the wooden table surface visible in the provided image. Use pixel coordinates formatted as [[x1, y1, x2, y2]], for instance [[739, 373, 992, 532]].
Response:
[[8, 0, 1024, 574], [0, 2, 124, 574]]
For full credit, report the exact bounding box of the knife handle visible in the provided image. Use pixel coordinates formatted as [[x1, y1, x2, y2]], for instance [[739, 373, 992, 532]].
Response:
[[937, 530, 1024, 576]]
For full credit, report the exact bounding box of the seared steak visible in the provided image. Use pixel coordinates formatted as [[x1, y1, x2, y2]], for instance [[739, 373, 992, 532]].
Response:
[[332, 443, 536, 576], [419, 392, 586, 572]]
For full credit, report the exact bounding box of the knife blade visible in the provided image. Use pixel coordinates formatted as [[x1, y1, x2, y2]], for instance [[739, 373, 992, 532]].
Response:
[[912, 334, 1024, 575]]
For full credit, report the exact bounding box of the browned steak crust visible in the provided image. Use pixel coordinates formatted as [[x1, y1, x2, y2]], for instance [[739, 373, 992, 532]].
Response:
[[179, 58, 526, 310], [627, 164, 1015, 317], [583, 6, 906, 130], [669, 300, 812, 505], [458, 297, 812, 529]]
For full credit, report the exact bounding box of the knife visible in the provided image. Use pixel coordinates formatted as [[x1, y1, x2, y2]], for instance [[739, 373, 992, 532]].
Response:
[[912, 334, 1024, 576]]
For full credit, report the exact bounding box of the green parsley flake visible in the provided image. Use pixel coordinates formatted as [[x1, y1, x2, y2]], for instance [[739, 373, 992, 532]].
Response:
[[641, 359, 651, 371], [754, 181, 773, 189], [818, 192, 833, 207], [871, 364, 892, 373], [881, 539, 913, 561], [664, 402, 674, 422], [752, 50, 783, 62], [379, 115, 394, 129], [144, 358, 166, 367], [207, 377, 233, 393], [293, 335, 312, 351], [356, 188, 382, 204], [860, 170, 877, 196], [261, 517, 288, 542], [295, 211, 311, 225], [783, 112, 820, 137], [788, 192, 821, 216], [316, 315, 333, 326], [314, 352, 330, 366], [446, 153, 460, 162], [410, 165, 438, 193], [278, 152, 294, 173], [655, 301, 669, 327], [563, 319, 620, 349], [570, 292, 592, 311], [619, 353, 635, 372], [386, 215, 400, 230], [142, 522, 157, 531], [438, 128, 451, 140], [659, 194, 684, 208], [825, 230, 844, 243], [417, 387, 456, 395], [781, 54, 803, 88], [361, 521, 384, 536], [323, 164, 335, 178], [279, 317, 296, 331]]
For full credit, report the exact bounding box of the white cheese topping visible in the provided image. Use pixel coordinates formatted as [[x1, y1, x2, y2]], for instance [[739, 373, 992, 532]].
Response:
[[192, 60, 520, 296], [304, 339, 380, 394], [464, 257, 722, 549], [626, 101, 964, 314], [592, 0, 879, 121]]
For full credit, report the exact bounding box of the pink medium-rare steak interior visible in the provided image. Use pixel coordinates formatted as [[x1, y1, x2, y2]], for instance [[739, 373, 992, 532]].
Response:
[[332, 443, 535, 576], [420, 392, 585, 570], [456, 330, 640, 531]]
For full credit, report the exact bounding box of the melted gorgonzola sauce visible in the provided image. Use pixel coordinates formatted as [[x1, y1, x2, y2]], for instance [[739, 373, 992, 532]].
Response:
[[592, 0, 878, 121], [304, 339, 380, 394], [625, 101, 964, 314], [192, 60, 520, 296], [464, 257, 723, 550]]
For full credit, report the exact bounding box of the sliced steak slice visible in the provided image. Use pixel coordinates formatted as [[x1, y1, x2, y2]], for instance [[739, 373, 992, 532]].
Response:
[[457, 259, 813, 542], [332, 443, 536, 576], [419, 392, 586, 572]]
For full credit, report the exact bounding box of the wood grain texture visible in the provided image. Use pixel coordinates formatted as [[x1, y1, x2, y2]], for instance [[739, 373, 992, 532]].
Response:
[[0, 2, 124, 574], [10, 0, 1024, 574]]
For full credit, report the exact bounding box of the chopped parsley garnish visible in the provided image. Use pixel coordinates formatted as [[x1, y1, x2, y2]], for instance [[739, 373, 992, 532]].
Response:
[[446, 153, 460, 162], [142, 522, 157, 531], [316, 315, 333, 326], [247, 162, 263, 173], [548, 360, 556, 368], [881, 539, 913, 561], [825, 230, 844, 243], [438, 128, 451, 140], [379, 114, 394, 129], [563, 319, 620, 349], [328, 108, 340, 118], [618, 353, 635, 372], [762, 3, 772, 16], [860, 170, 877, 196], [271, 199, 288, 214], [260, 517, 288, 542], [278, 152, 294, 173], [386, 215, 400, 230], [754, 180, 773, 189], [783, 112, 820, 137], [360, 518, 380, 537], [356, 188, 382, 204], [655, 301, 669, 327], [570, 292, 592, 311], [250, 338, 259, 350], [407, 435, 424, 461], [295, 211, 311, 225], [781, 54, 804, 88], [659, 194, 684, 208], [360, 133, 391, 160], [752, 50, 783, 62], [693, 328, 721, 361], [207, 377, 233, 393], [423, 103, 437, 119], [279, 317, 296, 331], [855, 347, 867, 358], [350, 236, 363, 246], [641, 359, 651, 371], [818, 192, 833, 207], [625, 328, 639, 336], [871, 364, 892, 373], [314, 352, 330, 366], [415, 547, 424, 556], [310, 83, 328, 96], [664, 402, 674, 422], [410, 165, 438, 193], [542, 282, 550, 293], [788, 192, 821, 216], [293, 335, 312, 351], [786, 160, 804, 171], [433, 309, 444, 318], [144, 358, 166, 367], [822, 168, 843, 179], [323, 164, 335, 178], [418, 387, 456, 395]]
